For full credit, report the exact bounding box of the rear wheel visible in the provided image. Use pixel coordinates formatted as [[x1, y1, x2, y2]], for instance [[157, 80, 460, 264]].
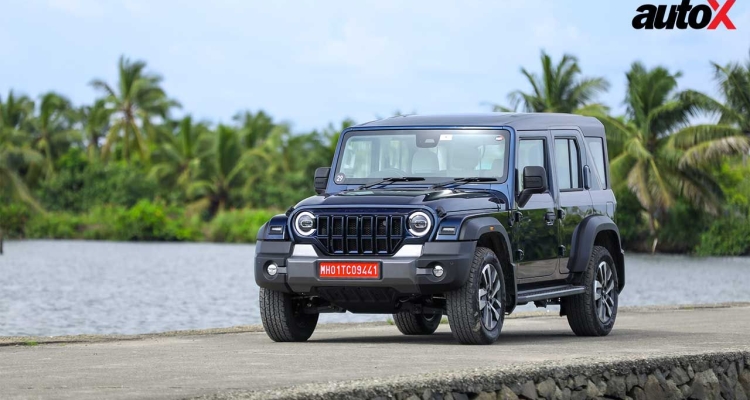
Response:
[[392, 311, 442, 335], [563, 245, 618, 336], [259, 288, 319, 342], [446, 247, 505, 345]]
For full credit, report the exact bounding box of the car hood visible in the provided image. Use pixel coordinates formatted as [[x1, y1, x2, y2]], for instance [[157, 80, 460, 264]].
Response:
[[294, 187, 509, 214]]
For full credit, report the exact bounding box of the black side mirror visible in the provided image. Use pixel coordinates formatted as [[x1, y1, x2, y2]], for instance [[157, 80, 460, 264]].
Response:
[[314, 167, 330, 194], [517, 166, 548, 208]]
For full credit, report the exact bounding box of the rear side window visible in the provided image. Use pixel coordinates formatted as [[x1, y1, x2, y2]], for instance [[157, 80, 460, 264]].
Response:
[[554, 138, 581, 190], [586, 137, 607, 188]]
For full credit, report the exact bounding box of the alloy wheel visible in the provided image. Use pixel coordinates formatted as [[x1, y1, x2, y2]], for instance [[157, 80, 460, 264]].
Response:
[[594, 261, 616, 323], [478, 264, 502, 330]]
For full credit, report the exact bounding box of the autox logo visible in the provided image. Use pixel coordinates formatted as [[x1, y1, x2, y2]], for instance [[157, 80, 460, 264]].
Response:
[[632, 0, 736, 30]]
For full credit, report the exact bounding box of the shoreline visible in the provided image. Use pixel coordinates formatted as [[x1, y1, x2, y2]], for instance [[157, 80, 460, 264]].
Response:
[[2, 301, 747, 347]]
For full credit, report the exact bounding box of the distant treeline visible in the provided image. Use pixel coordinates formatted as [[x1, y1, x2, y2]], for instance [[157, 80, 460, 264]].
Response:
[[1, 51, 749, 255]]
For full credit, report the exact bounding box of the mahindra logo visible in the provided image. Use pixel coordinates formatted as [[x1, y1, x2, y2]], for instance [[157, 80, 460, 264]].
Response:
[[633, 0, 736, 30]]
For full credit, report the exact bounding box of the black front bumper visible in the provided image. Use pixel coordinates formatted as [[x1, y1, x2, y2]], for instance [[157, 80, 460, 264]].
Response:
[[254, 241, 476, 295]]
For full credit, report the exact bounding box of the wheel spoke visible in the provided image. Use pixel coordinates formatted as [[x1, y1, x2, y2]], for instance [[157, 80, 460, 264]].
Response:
[[594, 280, 602, 300]]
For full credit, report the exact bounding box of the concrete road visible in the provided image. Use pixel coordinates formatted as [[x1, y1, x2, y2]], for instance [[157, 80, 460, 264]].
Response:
[[1, 305, 749, 400]]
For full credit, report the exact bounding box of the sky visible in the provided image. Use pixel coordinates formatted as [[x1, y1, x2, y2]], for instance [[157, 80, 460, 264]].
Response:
[[1, 0, 749, 132]]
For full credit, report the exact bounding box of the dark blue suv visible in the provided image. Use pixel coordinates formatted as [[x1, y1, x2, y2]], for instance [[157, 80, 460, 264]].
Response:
[[255, 113, 624, 345]]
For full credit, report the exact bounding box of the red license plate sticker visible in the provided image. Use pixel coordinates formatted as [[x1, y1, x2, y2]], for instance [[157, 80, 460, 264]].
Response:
[[319, 262, 380, 279]]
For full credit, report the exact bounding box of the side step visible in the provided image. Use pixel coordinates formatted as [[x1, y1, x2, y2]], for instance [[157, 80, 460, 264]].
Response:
[[516, 284, 586, 304]]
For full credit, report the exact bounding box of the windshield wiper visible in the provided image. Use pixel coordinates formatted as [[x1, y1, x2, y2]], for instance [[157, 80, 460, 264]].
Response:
[[358, 176, 425, 190], [431, 177, 497, 189]]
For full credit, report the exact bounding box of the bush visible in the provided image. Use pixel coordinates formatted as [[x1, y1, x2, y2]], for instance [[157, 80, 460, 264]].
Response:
[[206, 209, 277, 242], [114, 200, 199, 241], [695, 210, 750, 256], [0, 202, 31, 238], [36, 149, 160, 212], [25, 212, 82, 239]]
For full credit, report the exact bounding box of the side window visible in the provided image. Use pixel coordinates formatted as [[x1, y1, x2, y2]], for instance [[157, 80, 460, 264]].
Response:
[[586, 137, 607, 189], [554, 138, 582, 190], [517, 138, 546, 191]]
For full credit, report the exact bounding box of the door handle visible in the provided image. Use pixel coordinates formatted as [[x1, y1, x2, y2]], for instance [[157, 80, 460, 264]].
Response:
[[544, 211, 556, 225]]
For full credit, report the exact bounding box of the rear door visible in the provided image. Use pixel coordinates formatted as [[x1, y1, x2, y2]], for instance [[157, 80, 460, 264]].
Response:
[[551, 130, 594, 274], [514, 131, 559, 279]]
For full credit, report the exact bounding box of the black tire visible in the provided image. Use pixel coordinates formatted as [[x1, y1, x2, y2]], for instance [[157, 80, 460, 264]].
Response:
[[563, 245, 618, 336], [259, 288, 319, 342], [446, 247, 506, 345], [392, 311, 442, 335]]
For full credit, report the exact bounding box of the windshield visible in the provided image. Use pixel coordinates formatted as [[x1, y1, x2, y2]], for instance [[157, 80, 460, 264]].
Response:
[[333, 129, 510, 185]]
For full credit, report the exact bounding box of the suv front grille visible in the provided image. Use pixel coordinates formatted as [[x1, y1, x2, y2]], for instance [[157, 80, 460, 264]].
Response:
[[316, 214, 405, 255]]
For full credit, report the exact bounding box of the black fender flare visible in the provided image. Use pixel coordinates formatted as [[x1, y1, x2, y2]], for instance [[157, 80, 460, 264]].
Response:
[[568, 215, 625, 291], [457, 216, 518, 310]]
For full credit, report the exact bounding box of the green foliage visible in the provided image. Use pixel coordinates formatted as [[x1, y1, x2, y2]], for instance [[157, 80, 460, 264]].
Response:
[[2, 53, 750, 255], [0, 202, 31, 238], [206, 209, 277, 242]]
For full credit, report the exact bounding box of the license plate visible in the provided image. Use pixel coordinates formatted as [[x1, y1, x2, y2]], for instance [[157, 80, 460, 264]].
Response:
[[319, 261, 380, 279]]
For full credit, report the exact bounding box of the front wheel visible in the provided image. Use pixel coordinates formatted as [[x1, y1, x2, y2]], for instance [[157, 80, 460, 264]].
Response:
[[259, 288, 319, 342], [446, 247, 506, 345], [563, 245, 618, 336], [392, 311, 442, 335]]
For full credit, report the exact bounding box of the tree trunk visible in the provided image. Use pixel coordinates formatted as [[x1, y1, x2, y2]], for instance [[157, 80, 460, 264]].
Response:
[[648, 211, 658, 254]]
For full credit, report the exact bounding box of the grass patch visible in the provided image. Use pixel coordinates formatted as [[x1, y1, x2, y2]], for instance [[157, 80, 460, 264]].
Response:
[[21, 340, 38, 346]]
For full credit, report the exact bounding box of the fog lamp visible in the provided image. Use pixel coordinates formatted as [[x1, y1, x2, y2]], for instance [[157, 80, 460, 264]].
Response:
[[433, 265, 444, 277], [267, 263, 278, 276]]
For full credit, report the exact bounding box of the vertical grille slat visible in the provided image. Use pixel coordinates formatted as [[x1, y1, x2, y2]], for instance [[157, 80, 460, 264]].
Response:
[[312, 212, 412, 256]]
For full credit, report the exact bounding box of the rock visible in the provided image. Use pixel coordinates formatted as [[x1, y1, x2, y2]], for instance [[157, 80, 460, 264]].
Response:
[[569, 390, 586, 400], [507, 383, 523, 395], [498, 386, 519, 400], [573, 376, 587, 390], [644, 375, 666, 399], [606, 376, 627, 399], [596, 380, 607, 396], [688, 365, 695, 380], [585, 380, 600, 398], [721, 373, 737, 399], [422, 389, 434, 400], [653, 369, 667, 386], [565, 378, 574, 390], [406, 395, 422, 400], [664, 379, 683, 400], [474, 392, 495, 400], [626, 373, 639, 392], [692, 369, 721, 400], [736, 382, 749, 400], [536, 378, 557, 399], [520, 380, 538, 400], [450, 393, 468, 400], [741, 370, 750, 398], [680, 384, 692, 398], [603, 370, 611, 380], [560, 388, 571, 400], [729, 363, 740, 383], [638, 374, 648, 387], [552, 387, 563, 400], [630, 387, 646, 400], [671, 367, 690, 386]]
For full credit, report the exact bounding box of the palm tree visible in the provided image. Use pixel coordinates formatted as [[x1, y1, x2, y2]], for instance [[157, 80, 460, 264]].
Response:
[[233, 110, 275, 148], [187, 125, 248, 217], [79, 99, 113, 160], [0, 128, 44, 211], [150, 116, 207, 188], [0, 91, 35, 133], [586, 63, 750, 250], [493, 51, 609, 113], [90, 56, 179, 162], [682, 49, 750, 138], [28, 92, 73, 174]]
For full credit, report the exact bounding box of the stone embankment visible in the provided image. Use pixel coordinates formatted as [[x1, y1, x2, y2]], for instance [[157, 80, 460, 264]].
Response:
[[230, 352, 750, 400]]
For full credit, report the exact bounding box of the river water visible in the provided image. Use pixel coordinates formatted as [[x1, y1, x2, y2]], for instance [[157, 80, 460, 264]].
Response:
[[1, 240, 749, 336]]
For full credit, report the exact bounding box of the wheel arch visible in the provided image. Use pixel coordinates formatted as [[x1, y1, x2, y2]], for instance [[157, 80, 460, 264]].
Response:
[[569, 215, 625, 292], [458, 216, 517, 312]]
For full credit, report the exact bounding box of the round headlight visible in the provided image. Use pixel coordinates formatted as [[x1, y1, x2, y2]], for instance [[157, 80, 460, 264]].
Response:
[[408, 211, 432, 237], [294, 212, 316, 236]]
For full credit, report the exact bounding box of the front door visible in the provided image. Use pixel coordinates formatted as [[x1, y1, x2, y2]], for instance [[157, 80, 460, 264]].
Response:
[[514, 132, 559, 279]]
